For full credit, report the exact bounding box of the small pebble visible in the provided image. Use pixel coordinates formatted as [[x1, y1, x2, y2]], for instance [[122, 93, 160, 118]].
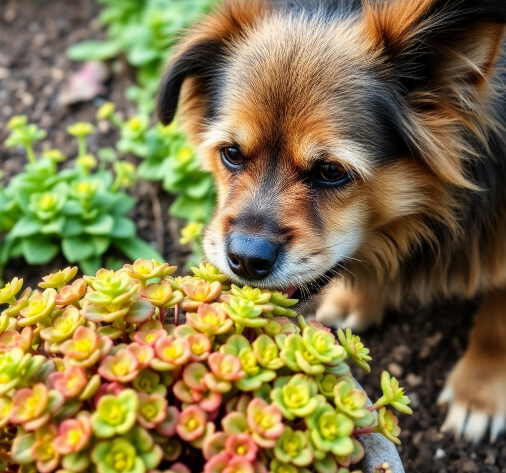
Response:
[[462, 460, 479, 473], [408, 391, 420, 409], [406, 373, 422, 386], [484, 451, 496, 465], [388, 362, 403, 377], [1, 105, 13, 117], [426, 331, 443, 347], [434, 448, 446, 460]]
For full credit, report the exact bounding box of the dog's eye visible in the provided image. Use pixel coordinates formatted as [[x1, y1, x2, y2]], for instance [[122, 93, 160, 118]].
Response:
[[317, 163, 349, 184], [220, 146, 244, 169]]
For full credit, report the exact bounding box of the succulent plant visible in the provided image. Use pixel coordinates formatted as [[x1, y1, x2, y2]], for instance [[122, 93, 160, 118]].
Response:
[[0, 260, 410, 473]]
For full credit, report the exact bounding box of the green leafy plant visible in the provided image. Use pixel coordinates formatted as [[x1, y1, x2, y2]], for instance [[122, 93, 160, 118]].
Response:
[[67, 0, 217, 112], [68, 0, 218, 263], [0, 260, 412, 473], [0, 116, 163, 280], [98, 104, 216, 225]]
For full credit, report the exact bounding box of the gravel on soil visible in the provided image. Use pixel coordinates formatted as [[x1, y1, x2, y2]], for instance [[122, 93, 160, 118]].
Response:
[[1, 1, 506, 472]]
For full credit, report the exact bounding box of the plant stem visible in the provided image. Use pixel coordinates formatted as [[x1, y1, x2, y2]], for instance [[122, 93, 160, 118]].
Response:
[[174, 305, 179, 326], [110, 114, 124, 129], [78, 136, 87, 157], [25, 143, 37, 164], [111, 176, 121, 193], [353, 427, 374, 436]]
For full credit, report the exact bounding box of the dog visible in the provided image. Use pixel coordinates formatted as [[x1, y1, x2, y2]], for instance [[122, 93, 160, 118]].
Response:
[[157, 0, 506, 443]]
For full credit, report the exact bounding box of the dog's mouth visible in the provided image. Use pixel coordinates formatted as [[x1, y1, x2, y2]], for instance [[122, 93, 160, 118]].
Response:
[[274, 265, 342, 304]]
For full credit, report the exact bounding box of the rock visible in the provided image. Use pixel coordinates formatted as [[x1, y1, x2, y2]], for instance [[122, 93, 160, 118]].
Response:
[[406, 373, 422, 387], [407, 391, 420, 409], [484, 451, 496, 465], [426, 332, 443, 347], [1, 105, 13, 117], [0, 67, 10, 79], [434, 448, 446, 460], [388, 362, 403, 377], [461, 461, 479, 473]]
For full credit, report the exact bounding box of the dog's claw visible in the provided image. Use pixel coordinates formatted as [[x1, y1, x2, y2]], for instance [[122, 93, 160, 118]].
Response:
[[490, 415, 505, 443], [440, 402, 468, 440], [463, 412, 489, 444]]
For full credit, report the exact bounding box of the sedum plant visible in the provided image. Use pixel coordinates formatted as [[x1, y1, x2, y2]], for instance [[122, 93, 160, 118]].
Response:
[[97, 104, 216, 225], [0, 116, 163, 280], [67, 0, 217, 113], [0, 260, 411, 473]]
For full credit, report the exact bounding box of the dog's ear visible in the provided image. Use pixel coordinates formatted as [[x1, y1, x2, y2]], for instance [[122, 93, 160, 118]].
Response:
[[157, 0, 268, 125], [363, 0, 506, 92], [363, 0, 506, 188]]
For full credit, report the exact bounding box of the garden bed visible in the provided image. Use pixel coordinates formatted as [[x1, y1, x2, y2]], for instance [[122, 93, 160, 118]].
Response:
[[1, 1, 506, 472]]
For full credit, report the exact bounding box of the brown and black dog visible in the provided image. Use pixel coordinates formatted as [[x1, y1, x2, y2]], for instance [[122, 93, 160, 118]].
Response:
[[157, 0, 506, 443]]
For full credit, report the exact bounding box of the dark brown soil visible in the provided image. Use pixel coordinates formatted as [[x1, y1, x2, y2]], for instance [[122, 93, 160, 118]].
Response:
[[1, 1, 505, 472]]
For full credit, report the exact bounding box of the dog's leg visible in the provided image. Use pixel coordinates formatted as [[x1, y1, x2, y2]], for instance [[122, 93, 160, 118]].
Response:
[[439, 289, 506, 443], [315, 282, 385, 332]]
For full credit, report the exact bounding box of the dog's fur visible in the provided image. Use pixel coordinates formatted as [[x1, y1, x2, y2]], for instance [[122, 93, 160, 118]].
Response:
[[157, 0, 506, 442]]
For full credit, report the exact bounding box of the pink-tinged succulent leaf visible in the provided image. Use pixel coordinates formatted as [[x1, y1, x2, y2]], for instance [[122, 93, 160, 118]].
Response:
[[55, 278, 86, 306], [124, 299, 156, 324], [173, 380, 194, 404], [154, 337, 191, 367], [98, 349, 139, 383], [176, 405, 207, 442], [155, 406, 179, 437], [173, 324, 198, 338], [204, 453, 230, 473], [141, 281, 174, 307], [53, 412, 91, 454], [167, 463, 191, 473], [137, 392, 167, 429], [93, 381, 124, 406], [0, 326, 33, 352], [199, 389, 223, 412], [208, 352, 245, 381], [134, 328, 168, 347], [190, 421, 216, 449], [247, 398, 283, 448], [225, 433, 258, 462], [11, 432, 36, 464], [61, 326, 98, 360], [10, 383, 49, 425], [186, 304, 234, 336], [31, 423, 60, 473], [203, 431, 228, 460], [187, 333, 212, 361], [222, 412, 249, 436], [48, 366, 87, 398], [128, 342, 155, 368], [183, 362, 208, 390]]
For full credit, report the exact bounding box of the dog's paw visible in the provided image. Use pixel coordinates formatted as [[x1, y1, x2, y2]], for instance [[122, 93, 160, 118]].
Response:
[[438, 353, 506, 443], [315, 284, 384, 333]]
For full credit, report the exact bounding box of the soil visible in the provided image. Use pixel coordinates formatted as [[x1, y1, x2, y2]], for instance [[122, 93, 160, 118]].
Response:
[[1, 1, 505, 472]]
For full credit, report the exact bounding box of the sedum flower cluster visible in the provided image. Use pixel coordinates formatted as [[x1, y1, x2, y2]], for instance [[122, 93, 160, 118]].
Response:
[[0, 260, 411, 473]]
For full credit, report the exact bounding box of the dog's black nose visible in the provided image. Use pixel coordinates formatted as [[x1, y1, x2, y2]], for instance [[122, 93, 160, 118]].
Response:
[[226, 234, 280, 280]]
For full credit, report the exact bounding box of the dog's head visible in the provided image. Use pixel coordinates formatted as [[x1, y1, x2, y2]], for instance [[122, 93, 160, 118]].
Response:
[[158, 0, 506, 299]]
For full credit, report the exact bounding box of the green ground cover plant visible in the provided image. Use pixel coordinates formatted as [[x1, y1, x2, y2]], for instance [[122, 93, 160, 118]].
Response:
[[68, 0, 218, 260], [0, 259, 411, 473], [0, 116, 163, 281]]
